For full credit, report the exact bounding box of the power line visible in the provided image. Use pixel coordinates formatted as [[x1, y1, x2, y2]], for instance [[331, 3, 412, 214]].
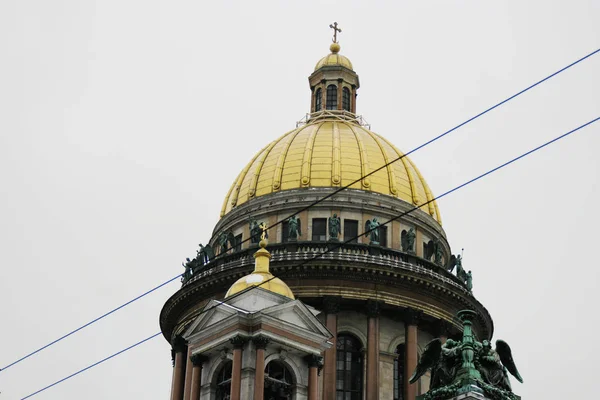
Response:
[[3, 46, 597, 375], [4, 46, 597, 374], [20, 333, 161, 400], [20, 116, 599, 399]]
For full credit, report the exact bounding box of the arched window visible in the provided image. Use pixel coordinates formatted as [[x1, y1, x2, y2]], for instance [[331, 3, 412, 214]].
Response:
[[315, 88, 322, 112], [326, 85, 338, 110], [216, 360, 233, 400], [342, 87, 351, 111], [336, 334, 363, 399], [265, 360, 293, 399], [394, 344, 405, 400]]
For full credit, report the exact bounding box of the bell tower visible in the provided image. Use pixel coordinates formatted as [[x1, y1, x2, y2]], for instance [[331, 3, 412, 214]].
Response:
[[309, 22, 360, 114]]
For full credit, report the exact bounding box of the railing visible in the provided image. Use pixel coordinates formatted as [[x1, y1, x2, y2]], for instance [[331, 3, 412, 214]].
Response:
[[182, 241, 466, 292], [296, 110, 371, 129]]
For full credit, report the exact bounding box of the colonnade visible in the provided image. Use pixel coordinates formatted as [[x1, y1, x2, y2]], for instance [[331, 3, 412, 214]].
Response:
[[169, 336, 322, 400], [170, 303, 451, 400]]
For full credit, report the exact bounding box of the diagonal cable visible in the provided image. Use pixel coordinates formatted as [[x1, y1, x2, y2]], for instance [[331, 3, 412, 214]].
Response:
[[19, 116, 599, 399], [3, 46, 598, 373]]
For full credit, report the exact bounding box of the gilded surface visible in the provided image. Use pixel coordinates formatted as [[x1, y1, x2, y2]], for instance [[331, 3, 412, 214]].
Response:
[[221, 119, 442, 224], [314, 53, 353, 70]]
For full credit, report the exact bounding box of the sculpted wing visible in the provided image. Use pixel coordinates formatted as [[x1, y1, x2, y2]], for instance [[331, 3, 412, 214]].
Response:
[[365, 219, 372, 233], [496, 340, 523, 383], [448, 255, 457, 272], [298, 218, 302, 236], [409, 338, 442, 384]]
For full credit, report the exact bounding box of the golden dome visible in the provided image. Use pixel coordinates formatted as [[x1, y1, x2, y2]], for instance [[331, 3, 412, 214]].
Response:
[[314, 43, 353, 71], [221, 118, 442, 224], [225, 240, 295, 299]]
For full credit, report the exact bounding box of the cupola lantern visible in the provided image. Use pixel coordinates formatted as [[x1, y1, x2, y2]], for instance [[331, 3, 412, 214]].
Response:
[[309, 22, 360, 115]]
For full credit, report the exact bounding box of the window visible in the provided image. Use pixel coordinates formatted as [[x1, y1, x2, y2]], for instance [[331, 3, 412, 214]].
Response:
[[282, 220, 289, 243], [315, 88, 322, 112], [380, 225, 388, 247], [394, 344, 405, 400], [216, 361, 233, 400], [312, 218, 327, 241], [265, 361, 293, 399], [344, 219, 358, 243], [342, 87, 351, 111], [326, 85, 338, 110], [336, 334, 363, 400], [233, 234, 242, 252]]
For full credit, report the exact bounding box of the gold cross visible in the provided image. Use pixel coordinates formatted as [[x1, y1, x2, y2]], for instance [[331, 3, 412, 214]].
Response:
[[329, 22, 342, 43], [259, 222, 268, 240]]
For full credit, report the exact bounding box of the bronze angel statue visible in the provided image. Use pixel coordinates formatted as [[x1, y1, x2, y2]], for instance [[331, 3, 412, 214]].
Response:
[[365, 218, 381, 244], [410, 337, 522, 398]]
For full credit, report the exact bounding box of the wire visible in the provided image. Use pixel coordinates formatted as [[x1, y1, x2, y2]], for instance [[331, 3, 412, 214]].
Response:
[[210, 47, 600, 250], [19, 116, 598, 399], [4, 46, 598, 374], [0, 275, 180, 372], [20, 333, 161, 400]]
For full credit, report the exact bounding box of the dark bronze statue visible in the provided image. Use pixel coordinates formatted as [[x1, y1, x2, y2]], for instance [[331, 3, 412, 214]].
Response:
[[218, 231, 233, 254], [401, 228, 416, 253], [365, 218, 380, 244], [181, 257, 194, 281], [328, 214, 341, 240], [410, 310, 522, 400], [434, 240, 444, 265], [249, 218, 262, 244], [288, 215, 301, 240]]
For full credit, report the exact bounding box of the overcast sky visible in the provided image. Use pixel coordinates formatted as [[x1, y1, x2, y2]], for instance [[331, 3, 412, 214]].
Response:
[[1, 1, 599, 399]]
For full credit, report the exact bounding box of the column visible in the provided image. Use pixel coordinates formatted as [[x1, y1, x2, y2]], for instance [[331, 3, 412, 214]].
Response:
[[304, 355, 323, 400], [321, 82, 327, 111], [322, 296, 340, 400], [404, 309, 421, 400], [253, 336, 270, 400], [189, 354, 208, 400], [229, 336, 247, 400], [351, 85, 357, 113], [366, 300, 380, 400], [170, 336, 187, 400], [310, 87, 315, 113], [183, 347, 193, 400]]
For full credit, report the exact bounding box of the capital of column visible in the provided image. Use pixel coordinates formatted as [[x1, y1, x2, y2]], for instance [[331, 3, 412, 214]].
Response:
[[403, 308, 423, 326], [304, 354, 324, 368], [171, 335, 187, 353], [323, 296, 342, 314], [190, 353, 209, 367], [365, 299, 381, 317], [252, 335, 270, 350], [229, 335, 249, 349]]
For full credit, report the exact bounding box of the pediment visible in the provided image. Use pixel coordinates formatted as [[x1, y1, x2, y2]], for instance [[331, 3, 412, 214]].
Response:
[[183, 300, 241, 339], [261, 300, 332, 338]]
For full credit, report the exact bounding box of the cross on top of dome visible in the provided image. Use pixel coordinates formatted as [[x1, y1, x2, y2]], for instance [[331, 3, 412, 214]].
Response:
[[329, 22, 342, 43]]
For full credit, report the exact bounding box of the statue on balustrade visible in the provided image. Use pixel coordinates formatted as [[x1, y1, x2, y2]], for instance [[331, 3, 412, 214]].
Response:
[[401, 227, 416, 253], [410, 311, 523, 400], [181, 257, 194, 281], [328, 214, 341, 240], [434, 240, 444, 265], [218, 231, 234, 255], [288, 215, 301, 240], [365, 218, 380, 244], [249, 217, 262, 244]]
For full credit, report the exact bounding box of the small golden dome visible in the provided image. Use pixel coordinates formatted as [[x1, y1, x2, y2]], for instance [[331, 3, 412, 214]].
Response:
[[221, 118, 442, 224], [225, 240, 295, 299], [315, 43, 353, 71]]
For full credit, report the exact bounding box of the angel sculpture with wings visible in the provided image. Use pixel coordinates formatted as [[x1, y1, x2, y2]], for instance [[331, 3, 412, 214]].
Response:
[[410, 336, 522, 398]]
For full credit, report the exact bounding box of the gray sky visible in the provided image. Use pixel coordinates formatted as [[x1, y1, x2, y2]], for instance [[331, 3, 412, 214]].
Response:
[[1, 1, 599, 399]]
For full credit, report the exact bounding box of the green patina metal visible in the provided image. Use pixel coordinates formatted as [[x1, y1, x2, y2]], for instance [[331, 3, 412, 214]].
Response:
[[412, 310, 522, 400]]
